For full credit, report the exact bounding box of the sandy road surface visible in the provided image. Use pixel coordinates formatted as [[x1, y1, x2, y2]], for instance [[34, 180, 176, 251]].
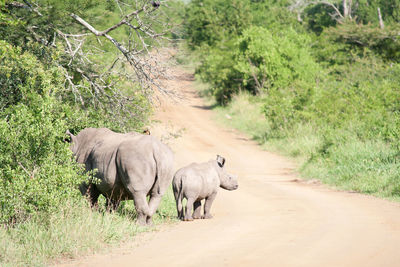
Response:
[[59, 53, 400, 267]]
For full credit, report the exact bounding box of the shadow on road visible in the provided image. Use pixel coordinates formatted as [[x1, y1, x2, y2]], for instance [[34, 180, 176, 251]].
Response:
[[191, 104, 218, 110]]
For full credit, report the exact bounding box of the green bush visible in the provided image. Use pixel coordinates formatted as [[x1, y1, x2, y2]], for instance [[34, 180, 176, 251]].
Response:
[[353, 0, 400, 25], [198, 26, 320, 104], [0, 1, 171, 264], [310, 59, 400, 139], [184, 0, 251, 48], [0, 40, 58, 110], [196, 40, 241, 104], [0, 99, 86, 224], [0, 41, 87, 224], [325, 22, 400, 61], [185, 0, 400, 201], [235, 26, 319, 91]]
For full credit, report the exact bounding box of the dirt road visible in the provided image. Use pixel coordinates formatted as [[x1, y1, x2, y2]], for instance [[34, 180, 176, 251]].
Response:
[[62, 52, 400, 267]]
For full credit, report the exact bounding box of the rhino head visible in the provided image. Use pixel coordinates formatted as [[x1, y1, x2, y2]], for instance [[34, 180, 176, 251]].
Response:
[[216, 155, 238, 191]]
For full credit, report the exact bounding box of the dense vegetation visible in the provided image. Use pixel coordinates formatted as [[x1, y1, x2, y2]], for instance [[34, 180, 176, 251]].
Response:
[[184, 0, 400, 198], [1, 0, 400, 264], [0, 0, 179, 265]]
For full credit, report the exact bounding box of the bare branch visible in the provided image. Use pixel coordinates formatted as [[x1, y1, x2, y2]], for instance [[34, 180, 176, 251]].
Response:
[[7, 0, 179, 127], [70, 10, 172, 96], [289, 0, 346, 23]]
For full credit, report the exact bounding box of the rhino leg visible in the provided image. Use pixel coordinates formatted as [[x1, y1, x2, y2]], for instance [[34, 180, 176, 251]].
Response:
[[80, 182, 100, 208], [132, 191, 151, 225], [184, 198, 195, 221], [176, 197, 184, 220], [147, 193, 163, 225], [192, 200, 202, 219], [202, 193, 217, 219], [106, 198, 120, 211]]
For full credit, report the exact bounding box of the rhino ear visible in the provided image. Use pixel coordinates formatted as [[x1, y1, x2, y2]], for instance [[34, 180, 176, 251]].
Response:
[[65, 130, 77, 143], [216, 155, 225, 167]]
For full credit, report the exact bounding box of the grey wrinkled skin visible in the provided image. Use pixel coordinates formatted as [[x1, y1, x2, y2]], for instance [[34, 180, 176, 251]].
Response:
[[172, 155, 238, 221], [67, 128, 174, 225]]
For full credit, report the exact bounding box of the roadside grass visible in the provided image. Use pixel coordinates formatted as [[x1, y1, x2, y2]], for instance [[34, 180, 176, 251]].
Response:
[[211, 92, 400, 201], [0, 188, 177, 267]]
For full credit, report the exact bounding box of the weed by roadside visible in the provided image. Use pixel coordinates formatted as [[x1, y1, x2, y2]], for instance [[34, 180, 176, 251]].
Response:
[[211, 92, 400, 202], [0, 188, 177, 267]]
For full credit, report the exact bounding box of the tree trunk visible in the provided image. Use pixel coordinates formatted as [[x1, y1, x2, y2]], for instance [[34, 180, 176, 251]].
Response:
[[343, 0, 348, 18], [378, 7, 385, 29]]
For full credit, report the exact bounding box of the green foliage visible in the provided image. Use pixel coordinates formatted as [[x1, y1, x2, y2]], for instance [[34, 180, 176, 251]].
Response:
[[325, 22, 400, 61], [0, 41, 58, 110], [0, 41, 87, 224], [216, 91, 400, 199], [0, 0, 153, 132], [355, 0, 400, 25], [0, 0, 97, 47], [197, 26, 320, 104], [302, 1, 400, 62], [250, 0, 303, 30], [0, 0, 175, 264], [303, 3, 337, 34], [0, 189, 176, 266], [196, 41, 240, 104], [185, 0, 400, 200], [235, 26, 319, 90], [262, 53, 400, 142], [184, 0, 251, 48]]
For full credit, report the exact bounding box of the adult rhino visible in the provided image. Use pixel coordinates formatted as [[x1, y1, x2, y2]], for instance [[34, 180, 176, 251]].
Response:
[[67, 127, 174, 225]]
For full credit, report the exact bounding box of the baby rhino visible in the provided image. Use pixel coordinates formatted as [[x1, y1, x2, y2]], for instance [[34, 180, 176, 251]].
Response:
[[172, 155, 238, 221]]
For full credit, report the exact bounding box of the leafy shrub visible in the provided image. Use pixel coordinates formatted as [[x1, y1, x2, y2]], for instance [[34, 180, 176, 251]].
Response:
[[235, 26, 319, 91], [303, 3, 337, 34], [186, 0, 400, 200], [0, 40, 57, 110], [325, 22, 400, 61], [250, 0, 300, 30], [312, 58, 400, 138], [184, 0, 251, 48], [0, 41, 87, 224], [0, 98, 86, 224], [198, 26, 320, 104], [354, 0, 400, 25], [263, 53, 400, 138], [196, 41, 242, 104]]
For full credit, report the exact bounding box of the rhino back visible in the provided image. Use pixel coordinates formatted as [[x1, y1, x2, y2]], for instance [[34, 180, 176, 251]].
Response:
[[178, 161, 219, 200], [116, 135, 173, 195], [73, 128, 173, 200], [85, 131, 132, 195], [74, 128, 118, 164]]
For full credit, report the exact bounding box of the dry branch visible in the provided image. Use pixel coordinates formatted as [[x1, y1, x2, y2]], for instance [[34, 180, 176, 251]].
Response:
[[289, 0, 353, 23], [7, 0, 178, 127]]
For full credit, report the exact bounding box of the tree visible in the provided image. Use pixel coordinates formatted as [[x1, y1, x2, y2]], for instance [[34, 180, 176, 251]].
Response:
[[1, 0, 176, 127], [184, 0, 251, 48], [289, 0, 352, 23]]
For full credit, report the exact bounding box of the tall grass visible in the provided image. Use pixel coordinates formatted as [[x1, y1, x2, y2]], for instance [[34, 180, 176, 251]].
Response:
[[213, 92, 400, 201], [0, 188, 177, 267]]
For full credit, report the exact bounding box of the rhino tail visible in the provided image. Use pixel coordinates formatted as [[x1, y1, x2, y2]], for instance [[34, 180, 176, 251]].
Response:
[[152, 144, 174, 195], [173, 175, 184, 220]]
